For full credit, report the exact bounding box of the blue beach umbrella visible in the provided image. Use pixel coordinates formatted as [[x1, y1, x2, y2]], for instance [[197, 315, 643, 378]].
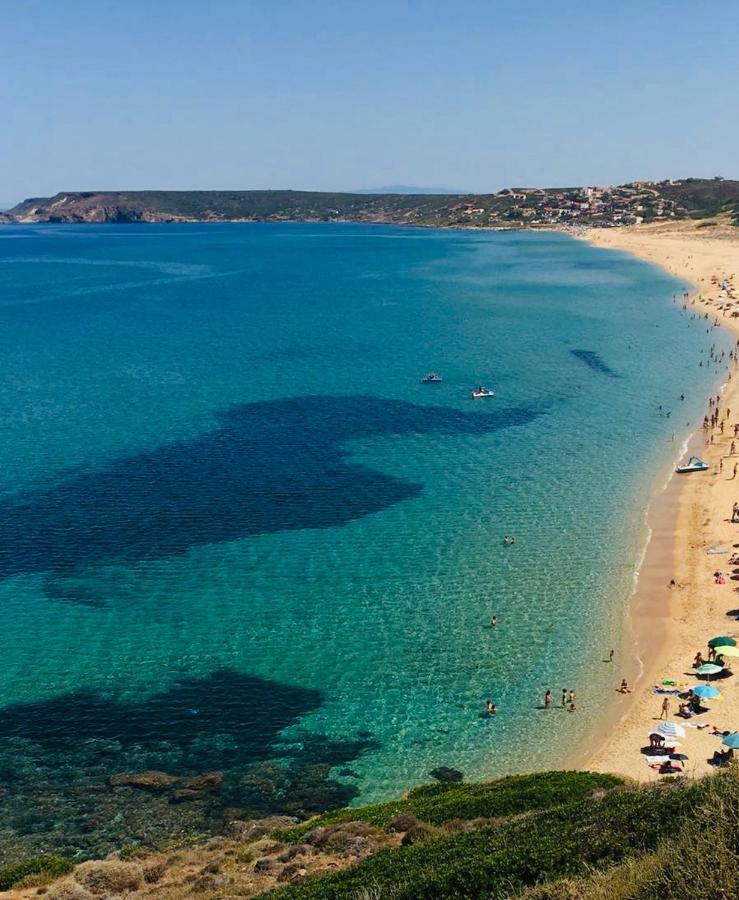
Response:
[[721, 733, 739, 749], [692, 684, 722, 700]]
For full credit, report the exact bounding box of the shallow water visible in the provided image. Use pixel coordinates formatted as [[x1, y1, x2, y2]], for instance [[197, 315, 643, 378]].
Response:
[[0, 223, 729, 858]]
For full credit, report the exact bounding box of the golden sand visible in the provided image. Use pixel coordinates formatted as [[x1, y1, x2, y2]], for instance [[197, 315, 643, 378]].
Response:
[[579, 218, 739, 781]]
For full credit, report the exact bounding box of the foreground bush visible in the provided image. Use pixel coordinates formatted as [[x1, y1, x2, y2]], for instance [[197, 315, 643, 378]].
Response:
[[270, 777, 708, 898], [74, 859, 144, 894], [0, 855, 74, 890]]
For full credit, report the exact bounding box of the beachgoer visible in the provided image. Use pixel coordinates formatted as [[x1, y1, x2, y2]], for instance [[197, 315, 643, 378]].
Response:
[[608, 649, 614, 662], [669, 579, 676, 589], [568, 702, 576, 712], [490, 615, 497, 627], [486, 700, 496, 714], [568, 689, 576, 704], [561, 689, 567, 708], [660, 697, 670, 719], [544, 690, 553, 709], [619, 679, 631, 693], [694, 651, 705, 668]]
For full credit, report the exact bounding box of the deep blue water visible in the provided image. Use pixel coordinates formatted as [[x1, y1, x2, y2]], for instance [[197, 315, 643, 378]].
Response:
[[0, 222, 729, 858]]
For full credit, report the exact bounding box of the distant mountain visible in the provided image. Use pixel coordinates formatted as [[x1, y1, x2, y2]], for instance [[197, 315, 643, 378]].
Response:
[[353, 185, 468, 195]]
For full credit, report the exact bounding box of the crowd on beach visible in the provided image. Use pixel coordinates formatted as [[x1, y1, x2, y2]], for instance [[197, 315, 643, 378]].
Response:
[[483, 270, 739, 772], [636, 274, 739, 776]]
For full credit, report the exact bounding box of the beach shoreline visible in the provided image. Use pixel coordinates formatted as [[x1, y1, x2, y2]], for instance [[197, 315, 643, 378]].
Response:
[[573, 219, 739, 781]]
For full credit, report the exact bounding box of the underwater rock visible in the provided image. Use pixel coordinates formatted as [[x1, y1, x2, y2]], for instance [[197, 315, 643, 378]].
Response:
[[171, 788, 201, 803], [178, 771, 223, 792], [429, 766, 464, 783], [108, 771, 178, 791]]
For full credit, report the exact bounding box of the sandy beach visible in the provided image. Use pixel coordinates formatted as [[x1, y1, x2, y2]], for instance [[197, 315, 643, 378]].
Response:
[[580, 218, 739, 781]]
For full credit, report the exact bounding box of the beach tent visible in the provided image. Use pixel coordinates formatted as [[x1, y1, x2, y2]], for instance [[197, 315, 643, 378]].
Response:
[[692, 684, 723, 700], [721, 733, 739, 749], [708, 636, 737, 648]]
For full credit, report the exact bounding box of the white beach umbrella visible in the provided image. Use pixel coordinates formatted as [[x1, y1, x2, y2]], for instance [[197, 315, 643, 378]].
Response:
[[655, 721, 686, 740]]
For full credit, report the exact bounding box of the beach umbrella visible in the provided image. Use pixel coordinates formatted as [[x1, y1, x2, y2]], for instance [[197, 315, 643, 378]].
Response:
[[692, 684, 723, 700], [655, 721, 686, 740], [713, 645, 739, 657], [696, 663, 724, 678], [721, 733, 739, 749], [708, 636, 737, 648]]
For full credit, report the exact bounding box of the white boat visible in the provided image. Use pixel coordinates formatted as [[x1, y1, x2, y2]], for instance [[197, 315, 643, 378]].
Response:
[[471, 386, 495, 398], [676, 455, 709, 474], [421, 372, 443, 384]]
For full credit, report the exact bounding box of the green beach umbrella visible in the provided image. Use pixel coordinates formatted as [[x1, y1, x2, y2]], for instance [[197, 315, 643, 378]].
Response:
[[708, 636, 737, 648]]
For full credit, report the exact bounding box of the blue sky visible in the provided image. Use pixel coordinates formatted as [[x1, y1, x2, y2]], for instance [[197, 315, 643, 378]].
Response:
[[2, 0, 739, 200]]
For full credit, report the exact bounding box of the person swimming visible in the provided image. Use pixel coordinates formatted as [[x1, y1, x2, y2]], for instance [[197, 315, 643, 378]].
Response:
[[503, 535, 516, 545]]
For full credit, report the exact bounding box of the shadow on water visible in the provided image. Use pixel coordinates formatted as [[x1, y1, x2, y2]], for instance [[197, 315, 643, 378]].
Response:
[[0, 669, 379, 861], [570, 349, 619, 377], [0, 395, 539, 594], [0, 669, 322, 754]]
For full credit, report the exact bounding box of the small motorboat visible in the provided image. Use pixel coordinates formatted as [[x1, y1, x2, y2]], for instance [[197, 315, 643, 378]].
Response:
[[421, 372, 443, 384], [471, 386, 495, 398], [676, 455, 709, 474]]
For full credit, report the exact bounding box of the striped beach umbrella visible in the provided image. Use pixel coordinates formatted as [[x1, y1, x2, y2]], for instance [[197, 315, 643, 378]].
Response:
[[696, 663, 724, 678], [655, 721, 686, 740]]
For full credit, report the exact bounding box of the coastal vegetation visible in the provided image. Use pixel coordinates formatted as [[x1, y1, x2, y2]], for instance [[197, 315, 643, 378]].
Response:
[[8, 769, 739, 898], [7, 178, 739, 227]]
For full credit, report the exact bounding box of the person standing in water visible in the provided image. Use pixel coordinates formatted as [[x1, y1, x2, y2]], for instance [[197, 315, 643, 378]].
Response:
[[561, 689, 567, 708], [490, 615, 497, 627], [544, 690, 553, 709]]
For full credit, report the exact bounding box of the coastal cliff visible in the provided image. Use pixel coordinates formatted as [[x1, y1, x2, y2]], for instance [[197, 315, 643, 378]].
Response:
[[8, 177, 739, 227]]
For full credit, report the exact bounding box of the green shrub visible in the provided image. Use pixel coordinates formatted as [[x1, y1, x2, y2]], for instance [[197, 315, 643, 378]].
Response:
[[0, 856, 74, 890], [275, 771, 622, 842], [268, 778, 706, 899]]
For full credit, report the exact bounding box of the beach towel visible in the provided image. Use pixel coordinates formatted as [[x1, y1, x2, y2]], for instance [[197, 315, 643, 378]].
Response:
[[653, 688, 680, 695]]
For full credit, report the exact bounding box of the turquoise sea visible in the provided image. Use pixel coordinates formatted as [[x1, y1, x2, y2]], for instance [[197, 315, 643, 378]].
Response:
[[0, 223, 730, 859]]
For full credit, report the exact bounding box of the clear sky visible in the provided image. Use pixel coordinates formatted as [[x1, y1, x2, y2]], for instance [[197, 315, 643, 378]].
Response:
[[3, 0, 739, 201]]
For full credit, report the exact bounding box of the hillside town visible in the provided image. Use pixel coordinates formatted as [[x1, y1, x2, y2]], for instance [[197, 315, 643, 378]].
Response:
[[451, 180, 685, 228]]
